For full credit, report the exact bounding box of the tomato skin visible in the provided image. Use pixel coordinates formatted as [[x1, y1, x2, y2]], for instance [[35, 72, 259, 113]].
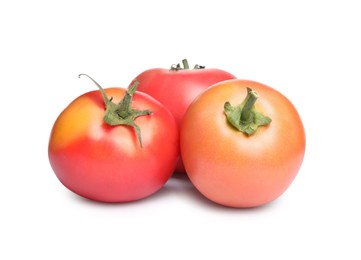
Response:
[[48, 88, 179, 202], [131, 67, 236, 172], [180, 79, 306, 208]]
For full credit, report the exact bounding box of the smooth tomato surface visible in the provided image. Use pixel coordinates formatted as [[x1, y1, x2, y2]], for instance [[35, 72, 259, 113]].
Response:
[[49, 88, 179, 202], [131, 66, 236, 172], [180, 79, 306, 208]]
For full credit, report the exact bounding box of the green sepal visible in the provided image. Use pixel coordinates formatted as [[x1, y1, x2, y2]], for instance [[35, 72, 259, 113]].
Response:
[[79, 74, 152, 148], [170, 59, 205, 71], [224, 88, 271, 136]]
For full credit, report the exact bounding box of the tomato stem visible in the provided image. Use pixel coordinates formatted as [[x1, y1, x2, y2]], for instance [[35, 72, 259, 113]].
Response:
[[240, 88, 259, 122], [182, 59, 189, 69], [79, 74, 152, 148], [170, 59, 205, 71], [224, 88, 271, 135]]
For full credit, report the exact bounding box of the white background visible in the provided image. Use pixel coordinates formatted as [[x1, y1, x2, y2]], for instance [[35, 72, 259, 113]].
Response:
[[1, 0, 361, 259]]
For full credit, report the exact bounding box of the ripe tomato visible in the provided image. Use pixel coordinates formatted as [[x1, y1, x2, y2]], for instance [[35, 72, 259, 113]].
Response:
[[130, 59, 236, 173], [180, 79, 306, 208], [48, 75, 179, 202]]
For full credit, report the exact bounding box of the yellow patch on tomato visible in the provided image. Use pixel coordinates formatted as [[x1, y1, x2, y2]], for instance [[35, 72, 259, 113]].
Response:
[[50, 96, 103, 150]]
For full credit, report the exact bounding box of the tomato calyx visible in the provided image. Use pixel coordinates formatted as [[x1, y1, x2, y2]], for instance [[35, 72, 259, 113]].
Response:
[[170, 59, 205, 71], [224, 88, 272, 135], [79, 74, 152, 148]]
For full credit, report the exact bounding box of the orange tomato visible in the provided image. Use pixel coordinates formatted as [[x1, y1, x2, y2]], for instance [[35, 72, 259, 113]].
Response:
[[180, 79, 306, 208]]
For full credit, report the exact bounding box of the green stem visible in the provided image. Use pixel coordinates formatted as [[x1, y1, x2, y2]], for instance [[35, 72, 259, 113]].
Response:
[[79, 74, 152, 148], [170, 59, 205, 71], [241, 88, 259, 122], [224, 87, 271, 135], [117, 81, 139, 118], [182, 59, 189, 69]]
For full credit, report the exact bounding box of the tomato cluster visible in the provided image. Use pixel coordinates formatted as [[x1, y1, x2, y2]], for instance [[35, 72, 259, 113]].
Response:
[[48, 60, 305, 208]]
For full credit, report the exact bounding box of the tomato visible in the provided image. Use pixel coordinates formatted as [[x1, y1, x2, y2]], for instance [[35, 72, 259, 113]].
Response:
[[48, 75, 179, 202], [130, 59, 236, 173], [180, 79, 305, 208]]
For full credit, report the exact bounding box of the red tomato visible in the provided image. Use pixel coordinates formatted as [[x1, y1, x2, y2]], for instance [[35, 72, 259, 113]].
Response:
[[180, 79, 306, 208], [130, 59, 236, 173], [48, 75, 179, 202]]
